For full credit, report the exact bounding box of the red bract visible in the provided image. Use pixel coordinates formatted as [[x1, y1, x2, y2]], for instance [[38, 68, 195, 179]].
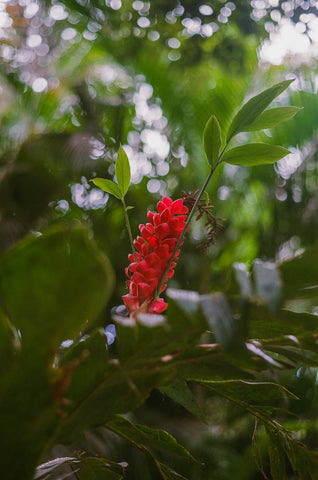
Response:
[[123, 197, 188, 316]]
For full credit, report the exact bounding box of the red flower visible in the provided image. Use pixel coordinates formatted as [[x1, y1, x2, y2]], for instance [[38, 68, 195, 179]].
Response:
[[123, 197, 188, 316]]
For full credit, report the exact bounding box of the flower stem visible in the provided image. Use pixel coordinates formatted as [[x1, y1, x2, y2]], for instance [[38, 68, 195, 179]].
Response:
[[155, 143, 229, 299], [122, 197, 137, 262]]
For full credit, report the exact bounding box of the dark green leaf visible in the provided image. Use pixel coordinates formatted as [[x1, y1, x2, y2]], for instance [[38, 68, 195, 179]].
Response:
[[199, 380, 298, 404], [266, 430, 287, 480], [91, 178, 122, 199], [58, 329, 109, 405], [160, 381, 207, 423], [0, 223, 114, 355], [222, 143, 290, 166], [115, 145, 130, 197], [226, 79, 294, 140], [107, 415, 197, 462], [279, 241, 318, 308], [244, 106, 302, 132], [203, 114, 222, 165], [265, 345, 318, 366]]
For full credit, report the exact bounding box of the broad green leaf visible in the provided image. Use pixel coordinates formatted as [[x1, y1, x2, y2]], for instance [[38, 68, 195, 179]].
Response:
[[0, 224, 114, 480], [115, 145, 130, 197], [58, 329, 109, 405], [226, 79, 294, 141], [91, 178, 122, 199], [244, 106, 302, 132], [107, 415, 197, 462], [0, 223, 114, 355], [160, 381, 207, 423], [222, 143, 290, 166], [203, 114, 222, 165]]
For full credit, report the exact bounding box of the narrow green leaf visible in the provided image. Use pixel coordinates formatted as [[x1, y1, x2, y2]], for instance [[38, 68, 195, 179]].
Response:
[[222, 143, 290, 166], [91, 178, 122, 199], [115, 145, 130, 197], [226, 79, 294, 141], [160, 381, 207, 423], [203, 114, 222, 165], [199, 380, 298, 403], [267, 430, 287, 480], [107, 415, 197, 462], [244, 106, 302, 132], [34, 457, 79, 479]]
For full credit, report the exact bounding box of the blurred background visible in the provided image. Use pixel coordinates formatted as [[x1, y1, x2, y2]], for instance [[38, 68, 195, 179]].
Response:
[[1, 0, 318, 478]]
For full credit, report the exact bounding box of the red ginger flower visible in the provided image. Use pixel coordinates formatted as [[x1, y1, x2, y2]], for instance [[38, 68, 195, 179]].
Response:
[[123, 197, 188, 316]]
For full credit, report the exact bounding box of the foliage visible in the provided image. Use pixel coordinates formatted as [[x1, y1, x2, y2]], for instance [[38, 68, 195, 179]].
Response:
[[1, 0, 318, 479]]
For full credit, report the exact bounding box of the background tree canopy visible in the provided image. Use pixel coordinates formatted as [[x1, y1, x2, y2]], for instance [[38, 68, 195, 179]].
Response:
[[0, 0, 318, 479]]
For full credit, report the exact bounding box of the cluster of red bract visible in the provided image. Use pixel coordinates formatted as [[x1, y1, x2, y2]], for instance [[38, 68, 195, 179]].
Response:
[[123, 197, 188, 316]]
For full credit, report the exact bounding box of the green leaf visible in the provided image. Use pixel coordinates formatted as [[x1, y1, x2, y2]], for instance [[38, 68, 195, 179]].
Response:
[[0, 224, 114, 479], [160, 381, 207, 423], [203, 114, 222, 165], [279, 240, 318, 308], [267, 430, 287, 480], [115, 145, 130, 197], [91, 178, 122, 199], [244, 106, 302, 132], [107, 415, 197, 462], [226, 79, 294, 141], [222, 143, 290, 166], [0, 223, 114, 356], [199, 380, 298, 404]]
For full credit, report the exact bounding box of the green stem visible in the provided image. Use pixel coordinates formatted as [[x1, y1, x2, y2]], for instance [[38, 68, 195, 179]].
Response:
[[122, 197, 137, 262], [155, 142, 229, 299]]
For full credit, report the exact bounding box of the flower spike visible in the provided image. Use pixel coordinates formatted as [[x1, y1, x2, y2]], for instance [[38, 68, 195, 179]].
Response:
[[123, 197, 188, 317]]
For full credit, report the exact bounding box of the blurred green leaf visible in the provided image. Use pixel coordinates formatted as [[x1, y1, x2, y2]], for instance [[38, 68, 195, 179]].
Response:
[[244, 106, 302, 132], [0, 223, 114, 480], [58, 328, 109, 406], [226, 79, 294, 140], [0, 223, 114, 355], [203, 114, 222, 165], [222, 143, 290, 166], [91, 178, 122, 199], [279, 242, 318, 308], [253, 260, 282, 314], [201, 293, 244, 353], [115, 146, 130, 197]]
